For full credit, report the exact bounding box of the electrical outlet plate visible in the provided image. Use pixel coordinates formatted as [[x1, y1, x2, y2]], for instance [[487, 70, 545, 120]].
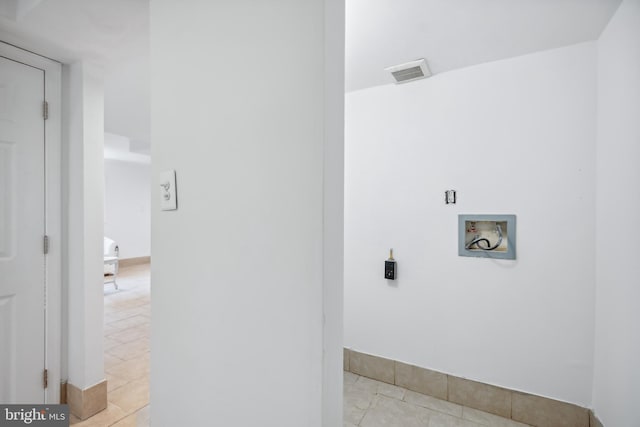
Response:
[[458, 214, 516, 259], [445, 190, 456, 204], [159, 170, 177, 211], [385, 260, 396, 280]]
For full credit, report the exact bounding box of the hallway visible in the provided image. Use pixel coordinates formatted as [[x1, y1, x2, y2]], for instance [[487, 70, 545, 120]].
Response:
[[70, 264, 151, 426]]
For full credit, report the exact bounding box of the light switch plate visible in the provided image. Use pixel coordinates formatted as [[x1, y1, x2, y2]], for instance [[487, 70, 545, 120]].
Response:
[[159, 170, 177, 211]]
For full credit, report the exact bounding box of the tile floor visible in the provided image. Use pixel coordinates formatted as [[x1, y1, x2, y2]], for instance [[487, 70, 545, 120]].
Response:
[[70, 263, 151, 427], [343, 371, 532, 427], [71, 263, 530, 427]]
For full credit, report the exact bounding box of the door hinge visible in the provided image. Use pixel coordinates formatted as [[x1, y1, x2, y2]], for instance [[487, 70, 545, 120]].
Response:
[[43, 369, 48, 389], [43, 235, 49, 254], [42, 101, 48, 120]]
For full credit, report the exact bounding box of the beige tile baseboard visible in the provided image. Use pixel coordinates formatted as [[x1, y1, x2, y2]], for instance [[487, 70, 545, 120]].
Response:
[[60, 382, 67, 404], [344, 348, 600, 427], [119, 256, 151, 268], [67, 379, 108, 420], [349, 349, 395, 384], [449, 375, 512, 418], [590, 411, 604, 427]]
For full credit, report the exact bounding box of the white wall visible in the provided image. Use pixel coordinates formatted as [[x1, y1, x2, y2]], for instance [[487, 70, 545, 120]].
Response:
[[103, 53, 150, 152], [345, 43, 597, 406], [149, 1, 344, 426], [322, 0, 346, 423], [63, 61, 105, 389], [104, 159, 150, 259], [593, 0, 640, 425]]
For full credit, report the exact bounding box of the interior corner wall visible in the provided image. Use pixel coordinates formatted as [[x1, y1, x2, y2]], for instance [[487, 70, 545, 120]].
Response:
[[104, 159, 151, 259], [149, 1, 344, 426], [322, 0, 346, 424], [593, 0, 640, 425], [63, 61, 105, 389], [344, 42, 597, 407]]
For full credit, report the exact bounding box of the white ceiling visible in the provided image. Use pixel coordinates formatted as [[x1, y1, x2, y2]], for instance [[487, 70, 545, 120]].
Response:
[[0, 0, 623, 147], [346, 0, 622, 92], [0, 0, 147, 67], [104, 132, 150, 163], [0, 0, 150, 152]]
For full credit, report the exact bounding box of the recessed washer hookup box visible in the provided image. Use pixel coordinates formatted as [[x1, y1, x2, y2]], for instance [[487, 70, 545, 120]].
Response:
[[458, 214, 516, 260]]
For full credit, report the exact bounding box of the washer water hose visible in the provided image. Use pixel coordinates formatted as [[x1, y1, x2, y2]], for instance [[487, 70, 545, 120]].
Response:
[[465, 224, 503, 251]]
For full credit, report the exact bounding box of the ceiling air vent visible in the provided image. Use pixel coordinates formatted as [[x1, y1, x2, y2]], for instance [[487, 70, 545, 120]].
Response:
[[385, 59, 432, 84]]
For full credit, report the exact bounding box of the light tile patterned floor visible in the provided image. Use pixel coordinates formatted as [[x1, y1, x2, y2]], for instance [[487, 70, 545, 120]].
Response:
[[71, 263, 530, 427], [344, 372, 532, 427], [70, 263, 151, 427]]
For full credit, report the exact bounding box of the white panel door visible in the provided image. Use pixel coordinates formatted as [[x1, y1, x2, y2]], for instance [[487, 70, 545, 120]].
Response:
[[0, 56, 46, 403]]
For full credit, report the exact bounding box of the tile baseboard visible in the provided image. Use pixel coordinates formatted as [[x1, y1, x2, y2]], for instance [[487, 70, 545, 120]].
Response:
[[344, 348, 600, 427], [119, 256, 151, 268], [590, 411, 604, 427], [67, 379, 108, 420], [396, 360, 447, 401], [60, 382, 67, 404], [449, 374, 512, 419], [349, 350, 395, 384]]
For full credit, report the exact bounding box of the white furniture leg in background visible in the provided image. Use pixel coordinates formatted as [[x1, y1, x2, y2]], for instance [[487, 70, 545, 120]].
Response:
[[104, 256, 119, 289]]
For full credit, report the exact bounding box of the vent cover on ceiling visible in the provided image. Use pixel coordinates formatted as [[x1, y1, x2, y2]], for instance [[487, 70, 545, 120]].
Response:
[[385, 59, 432, 84]]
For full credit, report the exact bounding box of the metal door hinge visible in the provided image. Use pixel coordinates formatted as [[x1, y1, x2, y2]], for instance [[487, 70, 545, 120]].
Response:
[[43, 235, 49, 254], [43, 101, 48, 120], [43, 369, 48, 388]]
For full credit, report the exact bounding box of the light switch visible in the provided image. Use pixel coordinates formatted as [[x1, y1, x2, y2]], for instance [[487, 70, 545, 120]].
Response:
[[159, 170, 177, 211]]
